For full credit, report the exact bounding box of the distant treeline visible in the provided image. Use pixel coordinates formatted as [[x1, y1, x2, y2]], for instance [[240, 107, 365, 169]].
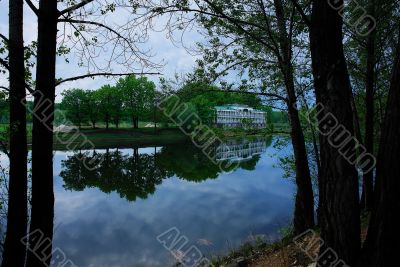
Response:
[[57, 76, 287, 129], [0, 76, 288, 128]]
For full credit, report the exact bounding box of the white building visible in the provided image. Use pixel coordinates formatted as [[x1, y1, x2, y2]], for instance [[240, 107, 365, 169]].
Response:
[[215, 104, 266, 128]]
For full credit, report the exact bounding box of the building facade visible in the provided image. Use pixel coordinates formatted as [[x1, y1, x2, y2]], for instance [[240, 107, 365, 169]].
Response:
[[215, 104, 266, 128]]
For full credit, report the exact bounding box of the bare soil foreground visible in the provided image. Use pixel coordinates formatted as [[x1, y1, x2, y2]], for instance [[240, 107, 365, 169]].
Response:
[[215, 223, 369, 267], [212, 232, 315, 267]]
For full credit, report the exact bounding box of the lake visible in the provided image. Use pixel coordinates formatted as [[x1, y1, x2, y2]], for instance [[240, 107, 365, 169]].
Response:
[[2, 137, 296, 266]]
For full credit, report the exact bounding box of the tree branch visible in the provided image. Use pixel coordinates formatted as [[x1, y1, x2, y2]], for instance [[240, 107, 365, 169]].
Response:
[[57, 18, 149, 61], [0, 140, 9, 158], [58, 0, 94, 17], [0, 58, 9, 70], [0, 86, 9, 92], [256, 0, 281, 56], [146, 3, 280, 54], [0, 58, 35, 94], [55, 72, 161, 86], [0, 33, 8, 44], [290, 0, 311, 28], [191, 0, 280, 54], [197, 88, 288, 103], [212, 59, 278, 82], [25, 0, 38, 16]]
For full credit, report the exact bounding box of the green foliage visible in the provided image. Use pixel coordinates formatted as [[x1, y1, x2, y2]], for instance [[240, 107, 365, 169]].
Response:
[[278, 225, 294, 246], [270, 110, 288, 124], [54, 109, 67, 126], [85, 90, 101, 128], [59, 76, 159, 129], [58, 77, 284, 131], [60, 88, 88, 128], [240, 118, 253, 129], [116, 75, 156, 126], [0, 92, 9, 124], [95, 84, 124, 128], [160, 81, 266, 128]]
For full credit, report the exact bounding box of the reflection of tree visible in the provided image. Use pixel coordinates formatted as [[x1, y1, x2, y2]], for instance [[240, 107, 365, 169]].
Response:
[[156, 143, 222, 182], [60, 148, 172, 201], [237, 155, 261, 171], [157, 137, 272, 182], [60, 137, 271, 201]]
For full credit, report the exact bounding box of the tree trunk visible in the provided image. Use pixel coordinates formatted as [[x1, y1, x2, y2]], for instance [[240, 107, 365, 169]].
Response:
[[299, 91, 321, 181], [288, 101, 316, 233], [361, 1, 376, 212], [26, 1, 57, 266], [154, 104, 157, 132], [309, 0, 360, 265], [1, 0, 28, 266], [360, 25, 400, 267], [274, 0, 315, 233]]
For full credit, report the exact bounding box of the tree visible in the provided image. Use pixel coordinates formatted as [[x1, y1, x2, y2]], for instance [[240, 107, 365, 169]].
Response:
[[96, 85, 114, 129], [308, 0, 361, 264], [61, 88, 88, 129], [361, 25, 400, 267], [343, 0, 399, 211], [21, 0, 160, 262], [117, 75, 156, 129], [360, 0, 376, 212], [1, 0, 28, 266], [111, 89, 124, 129], [26, 1, 58, 265], [84, 90, 100, 129], [95, 84, 126, 129]]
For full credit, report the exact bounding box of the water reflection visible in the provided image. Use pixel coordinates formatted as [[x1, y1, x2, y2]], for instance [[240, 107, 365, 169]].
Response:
[[60, 137, 272, 197], [61, 148, 171, 201], [215, 138, 267, 162], [50, 136, 294, 266]]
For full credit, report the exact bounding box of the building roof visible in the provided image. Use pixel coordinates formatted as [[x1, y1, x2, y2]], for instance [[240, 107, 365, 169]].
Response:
[[215, 104, 264, 113]]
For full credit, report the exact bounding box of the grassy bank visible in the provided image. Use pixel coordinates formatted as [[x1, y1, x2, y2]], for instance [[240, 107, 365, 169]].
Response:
[[210, 214, 371, 267], [1, 123, 289, 150], [48, 127, 188, 150]]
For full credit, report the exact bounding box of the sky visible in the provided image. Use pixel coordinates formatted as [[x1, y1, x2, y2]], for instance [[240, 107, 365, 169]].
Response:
[[0, 0, 202, 102]]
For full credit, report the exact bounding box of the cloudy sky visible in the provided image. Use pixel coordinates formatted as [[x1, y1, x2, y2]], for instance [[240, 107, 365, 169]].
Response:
[[0, 0, 202, 101]]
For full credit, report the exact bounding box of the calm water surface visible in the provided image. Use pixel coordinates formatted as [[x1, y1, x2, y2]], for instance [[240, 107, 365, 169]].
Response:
[[4, 137, 296, 266]]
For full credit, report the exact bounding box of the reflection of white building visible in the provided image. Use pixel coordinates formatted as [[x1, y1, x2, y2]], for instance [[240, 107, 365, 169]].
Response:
[[215, 104, 266, 128], [215, 139, 267, 162]]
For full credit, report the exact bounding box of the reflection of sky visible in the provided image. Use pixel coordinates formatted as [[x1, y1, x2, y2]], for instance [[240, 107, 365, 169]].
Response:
[[2, 140, 295, 267]]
